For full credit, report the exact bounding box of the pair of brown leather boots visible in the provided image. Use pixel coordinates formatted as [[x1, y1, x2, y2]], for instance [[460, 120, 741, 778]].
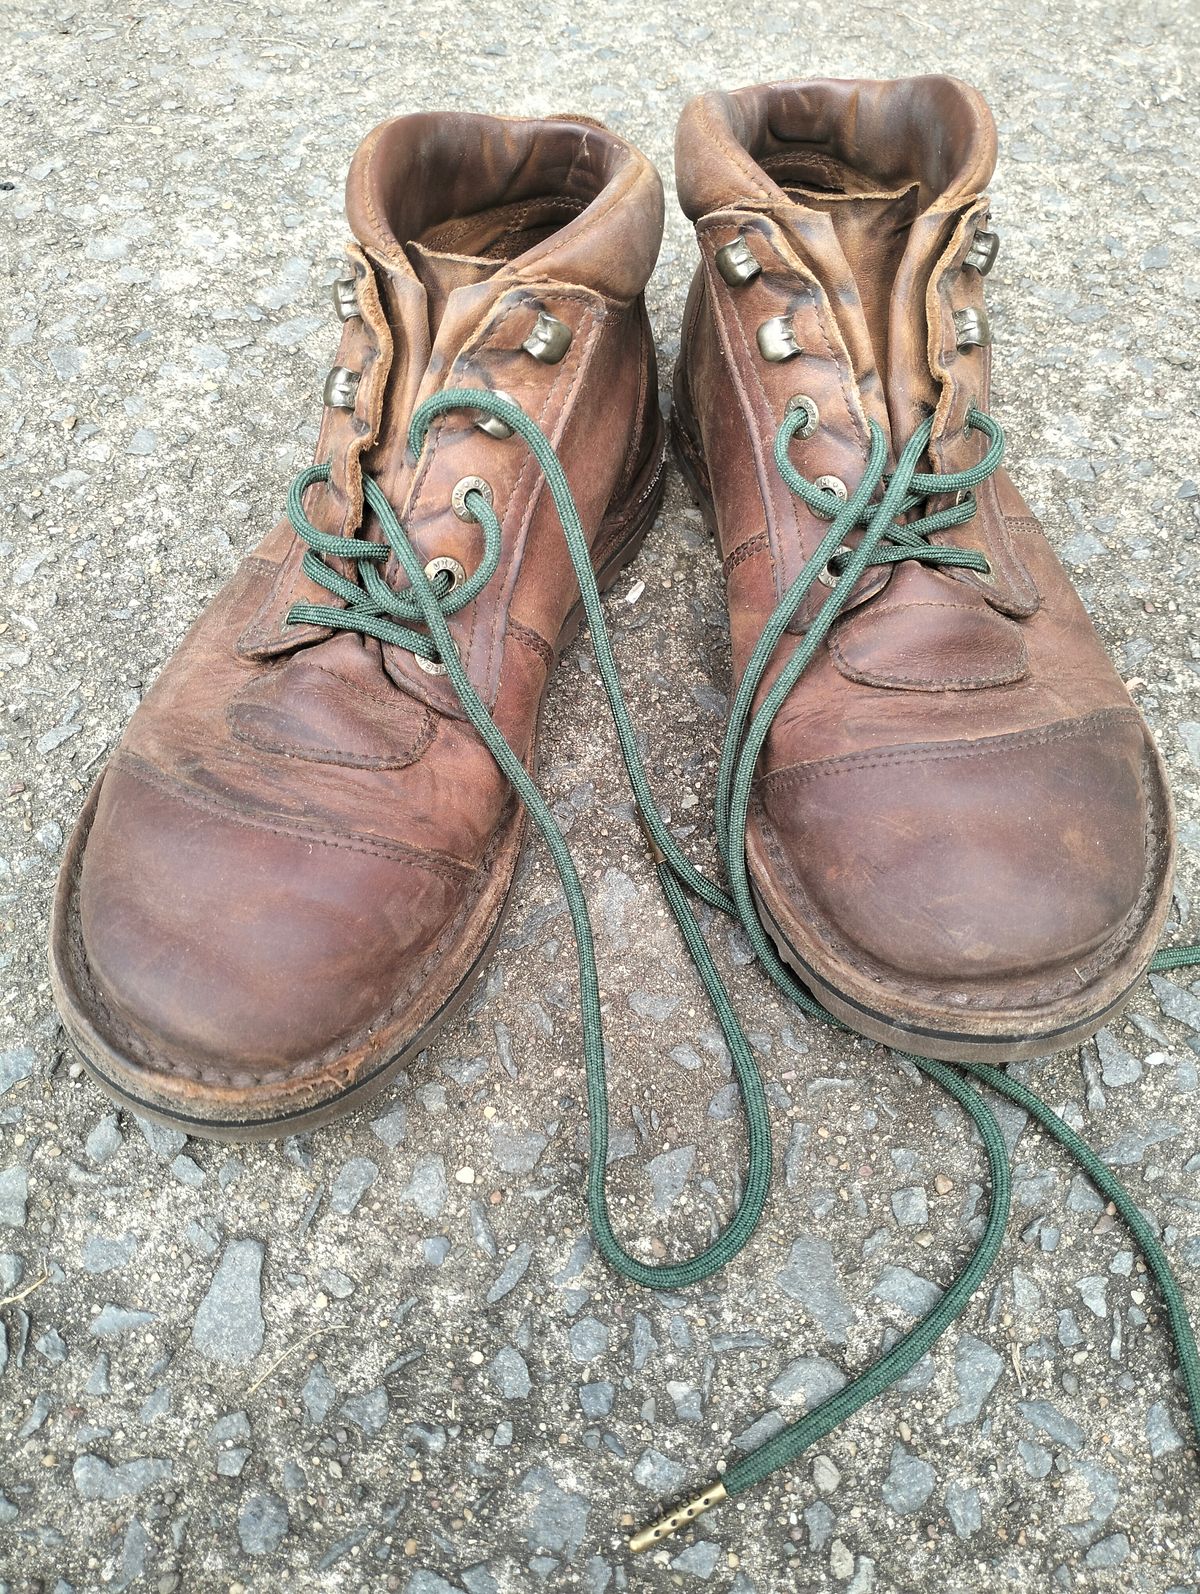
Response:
[[50, 75, 1175, 1141]]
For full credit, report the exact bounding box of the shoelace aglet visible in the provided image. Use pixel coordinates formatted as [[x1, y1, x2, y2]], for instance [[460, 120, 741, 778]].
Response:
[[628, 1480, 727, 1553]]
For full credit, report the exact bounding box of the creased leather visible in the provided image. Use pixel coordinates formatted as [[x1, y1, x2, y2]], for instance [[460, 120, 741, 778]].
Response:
[[674, 76, 1174, 1043], [50, 111, 667, 1118]]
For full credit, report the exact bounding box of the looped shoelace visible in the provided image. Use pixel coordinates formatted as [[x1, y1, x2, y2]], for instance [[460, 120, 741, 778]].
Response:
[[286, 386, 1200, 1547]]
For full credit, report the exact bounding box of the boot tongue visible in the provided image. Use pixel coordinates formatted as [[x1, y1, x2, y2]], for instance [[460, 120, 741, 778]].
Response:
[[769, 173, 926, 445], [404, 241, 505, 338], [678, 77, 997, 449]]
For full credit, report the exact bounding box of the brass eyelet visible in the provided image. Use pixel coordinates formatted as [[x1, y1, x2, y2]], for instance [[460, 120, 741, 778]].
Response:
[[714, 234, 761, 286], [757, 315, 802, 362], [424, 555, 465, 590], [451, 475, 493, 522], [474, 393, 517, 440], [816, 543, 853, 588], [785, 394, 819, 438], [813, 474, 848, 505]]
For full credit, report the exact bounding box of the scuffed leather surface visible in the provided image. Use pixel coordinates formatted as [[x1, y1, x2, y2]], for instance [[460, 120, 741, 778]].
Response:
[[674, 76, 1173, 1016], [56, 111, 665, 1095]]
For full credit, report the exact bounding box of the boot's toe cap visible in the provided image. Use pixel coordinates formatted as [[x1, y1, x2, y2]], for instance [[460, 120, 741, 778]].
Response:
[[762, 712, 1158, 992], [73, 760, 464, 1087]]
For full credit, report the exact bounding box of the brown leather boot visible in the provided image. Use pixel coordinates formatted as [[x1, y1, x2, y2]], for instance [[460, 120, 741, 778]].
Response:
[[50, 111, 666, 1138], [671, 77, 1174, 1063]]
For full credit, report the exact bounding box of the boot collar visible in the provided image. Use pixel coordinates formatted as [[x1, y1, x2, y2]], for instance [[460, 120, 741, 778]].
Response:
[[676, 77, 997, 453]]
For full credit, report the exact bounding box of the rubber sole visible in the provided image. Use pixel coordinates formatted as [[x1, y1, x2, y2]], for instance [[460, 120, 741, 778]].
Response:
[[669, 397, 1174, 1066], [50, 422, 668, 1143]]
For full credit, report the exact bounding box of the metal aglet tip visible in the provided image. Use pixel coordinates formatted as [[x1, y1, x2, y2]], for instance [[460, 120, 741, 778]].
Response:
[[628, 1481, 727, 1554]]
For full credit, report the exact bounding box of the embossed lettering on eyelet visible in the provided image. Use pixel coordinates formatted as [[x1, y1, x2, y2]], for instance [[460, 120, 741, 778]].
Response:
[[785, 394, 820, 437], [451, 475, 493, 521]]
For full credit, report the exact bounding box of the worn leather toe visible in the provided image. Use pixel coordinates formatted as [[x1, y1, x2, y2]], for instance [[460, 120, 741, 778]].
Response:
[[77, 760, 465, 1081], [761, 711, 1154, 992]]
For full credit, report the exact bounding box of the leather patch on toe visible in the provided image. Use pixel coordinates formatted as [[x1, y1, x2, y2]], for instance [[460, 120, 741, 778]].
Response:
[[831, 597, 1028, 691], [229, 635, 435, 768]]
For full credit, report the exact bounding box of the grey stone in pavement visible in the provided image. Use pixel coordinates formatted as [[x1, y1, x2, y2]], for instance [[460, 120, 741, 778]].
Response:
[[329, 1156, 378, 1215], [1147, 1402, 1183, 1459], [645, 1144, 695, 1213], [671, 1539, 720, 1578], [486, 1242, 532, 1304], [339, 1387, 389, 1434], [300, 1362, 336, 1425], [72, 1455, 173, 1501], [568, 1317, 609, 1364], [870, 1266, 943, 1317], [237, 1492, 289, 1555], [944, 1334, 1004, 1429], [90, 1304, 154, 1338], [519, 1466, 589, 1560], [776, 1236, 855, 1345], [945, 1481, 982, 1539], [0, 1046, 34, 1096], [190, 1239, 265, 1365], [1019, 1400, 1086, 1453], [401, 1157, 449, 1220], [133, 1117, 186, 1160], [489, 1347, 531, 1400], [891, 1184, 928, 1228], [0, 1166, 29, 1228], [768, 1355, 847, 1410], [81, 1233, 138, 1274], [632, 1449, 687, 1494], [84, 1115, 123, 1164], [882, 1444, 936, 1514]]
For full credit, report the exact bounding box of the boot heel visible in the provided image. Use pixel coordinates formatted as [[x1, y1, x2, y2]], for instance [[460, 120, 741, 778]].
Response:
[[668, 398, 719, 543]]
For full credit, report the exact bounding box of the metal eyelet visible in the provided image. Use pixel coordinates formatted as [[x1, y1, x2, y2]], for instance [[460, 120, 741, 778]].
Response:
[[714, 235, 761, 286], [816, 543, 854, 588], [953, 307, 992, 350], [474, 392, 517, 440], [522, 311, 572, 364], [451, 475, 493, 521], [973, 561, 996, 586], [414, 556, 468, 675], [814, 474, 848, 503], [785, 394, 819, 438], [964, 227, 999, 276], [424, 555, 466, 590], [322, 366, 360, 409], [331, 275, 359, 321], [757, 315, 802, 362]]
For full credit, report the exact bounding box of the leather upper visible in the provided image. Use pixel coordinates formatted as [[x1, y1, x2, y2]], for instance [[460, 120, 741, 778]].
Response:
[[674, 78, 1172, 1005], [70, 112, 665, 1084]]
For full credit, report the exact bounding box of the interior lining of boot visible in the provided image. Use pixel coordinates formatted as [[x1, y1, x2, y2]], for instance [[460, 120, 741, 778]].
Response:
[[417, 194, 590, 261], [759, 149, 921, 386]]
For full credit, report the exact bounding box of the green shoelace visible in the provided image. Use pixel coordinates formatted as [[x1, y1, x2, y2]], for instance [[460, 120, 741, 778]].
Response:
[[287, 387, 1200, 1550]]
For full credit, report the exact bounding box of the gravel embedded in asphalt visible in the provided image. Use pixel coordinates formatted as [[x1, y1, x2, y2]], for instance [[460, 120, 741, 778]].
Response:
[[2, 0, 1199, 1588]]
